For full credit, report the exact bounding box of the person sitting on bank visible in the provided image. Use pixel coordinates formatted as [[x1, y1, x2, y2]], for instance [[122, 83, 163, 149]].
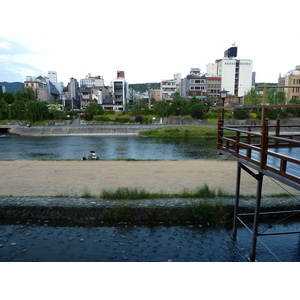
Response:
[[87, 151, 98, 160]]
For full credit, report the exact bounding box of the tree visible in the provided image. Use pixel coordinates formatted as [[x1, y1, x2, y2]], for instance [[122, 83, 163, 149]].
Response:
[[14, 87, 36, 102], [169, 92, 190, 116], [0, 99, 9, 119], [131, 99, 149, 116], [244, 88, 261, 106], [85, 102, 104, 115], [26, 101, 48, 122], [10, 100, 26, 119], [1, 93, 15, 104], [266, 89, 286, 105], [152, 100, 169, 117]]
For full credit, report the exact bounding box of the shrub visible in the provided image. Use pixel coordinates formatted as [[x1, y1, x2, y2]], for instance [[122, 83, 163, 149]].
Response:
[[83, 113, 93, 121], [135, 115, 143, 123], [191, 109, 203, 119]]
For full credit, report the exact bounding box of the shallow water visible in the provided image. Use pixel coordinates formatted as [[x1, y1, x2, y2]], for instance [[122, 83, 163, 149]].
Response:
[[0, 135, 219, 160], [1, 220, 300, 262]]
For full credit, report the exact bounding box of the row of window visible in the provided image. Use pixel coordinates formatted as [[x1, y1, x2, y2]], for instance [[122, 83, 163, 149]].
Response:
[[293, 79, 300, 84], [190, 86, 205, 90], [190, 79, 206, 84]]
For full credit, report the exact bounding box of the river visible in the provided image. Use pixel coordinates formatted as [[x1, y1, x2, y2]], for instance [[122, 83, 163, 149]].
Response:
[[1, 219, 300, 262], [0, 135, 219, 160]]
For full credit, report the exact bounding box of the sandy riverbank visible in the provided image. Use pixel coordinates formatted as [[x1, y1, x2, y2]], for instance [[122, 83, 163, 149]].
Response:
[[0, 160, 299, 197]]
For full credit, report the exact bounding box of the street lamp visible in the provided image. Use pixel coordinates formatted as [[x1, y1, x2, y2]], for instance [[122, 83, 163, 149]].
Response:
[[219, 89, 228, 121]]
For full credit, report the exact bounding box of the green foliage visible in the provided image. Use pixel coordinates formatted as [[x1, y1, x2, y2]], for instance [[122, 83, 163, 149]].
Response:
[[1, 93, 15, 104], [233, 108, 249, 120], [244, 88, 261, 105], [131, 100, 149, 116], [129, 83, 160, 93], [10, 100, 26, 119], [152, 99, 169, 117], [286, 98, 300, 117], [25, 101, 48, 122], [135, 115, 143, 123], [266, 88, 286, 105], [191, 109, 203, 119], [169, 92, 190, 116], [85, 102, 104, 115], [93, 115, 111, 122], [83, 113, 94, 121], [14, 87, 36, 102], [0, 99, 9, 120]]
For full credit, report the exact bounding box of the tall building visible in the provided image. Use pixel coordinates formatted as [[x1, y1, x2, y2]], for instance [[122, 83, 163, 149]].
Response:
[[62, 78, 81, 109], [111, 71, 129, 110], [278, 65, 300, 102], [161, 73, 181, 102], [180, 68, 207, 101], [206, 45, 253, 97], [80, 74, 109, 108], [0, 84, 6, 94]]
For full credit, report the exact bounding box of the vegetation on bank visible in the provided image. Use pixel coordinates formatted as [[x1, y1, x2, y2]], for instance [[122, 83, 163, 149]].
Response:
[[140, 126, 235, 138]]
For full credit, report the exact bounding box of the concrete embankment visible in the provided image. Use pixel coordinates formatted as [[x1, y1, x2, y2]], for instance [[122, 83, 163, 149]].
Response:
[[0, 196, 299, 224], [7, 125, 160, 136]]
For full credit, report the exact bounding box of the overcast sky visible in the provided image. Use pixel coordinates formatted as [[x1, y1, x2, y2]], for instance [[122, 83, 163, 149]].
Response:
[[1, 0, 299, 86]]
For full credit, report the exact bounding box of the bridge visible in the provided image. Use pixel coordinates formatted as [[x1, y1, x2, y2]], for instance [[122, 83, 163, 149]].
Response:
[[217, 103, 300, 261]]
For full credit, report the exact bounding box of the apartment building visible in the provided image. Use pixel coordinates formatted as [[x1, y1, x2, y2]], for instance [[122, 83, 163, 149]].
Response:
[[110, 71, 129, 110], [80, 74, 109, 108], [62, 77, 81, 109], [161, 73, 181, 102], [24, 72, 62, 101], [206, 46, 253, 97], [0, 84, 6, 94], [180, 69, 207, 101], [278, 65, 300, 102]]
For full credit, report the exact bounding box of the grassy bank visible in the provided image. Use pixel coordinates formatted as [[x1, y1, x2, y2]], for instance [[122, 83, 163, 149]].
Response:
[[140, 126, 234, 138]]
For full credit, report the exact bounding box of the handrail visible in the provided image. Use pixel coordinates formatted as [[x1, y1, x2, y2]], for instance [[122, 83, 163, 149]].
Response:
[[217, 118, 300, 186]]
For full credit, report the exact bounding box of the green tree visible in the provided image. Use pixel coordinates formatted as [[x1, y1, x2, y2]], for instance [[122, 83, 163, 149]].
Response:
[[0, 99, 9, 119], [26, 101, 48, 122], [152, 100, 169, 117], [10, 100, 26, 119], [1, 93, 15, 104], [85, 101, 104, 115], [131, 99, 149, 116], [14, 87, 36, 102], [266, 88, 286, 105], [244, 88, 261, 106], [169, 92, 190, 116]]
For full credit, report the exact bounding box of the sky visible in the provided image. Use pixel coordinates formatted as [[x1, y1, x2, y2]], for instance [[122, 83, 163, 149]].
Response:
[[0, 0, 299, 87]]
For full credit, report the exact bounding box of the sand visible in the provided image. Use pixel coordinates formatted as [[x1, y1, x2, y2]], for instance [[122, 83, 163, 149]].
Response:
[[0, 160, 299, 198]]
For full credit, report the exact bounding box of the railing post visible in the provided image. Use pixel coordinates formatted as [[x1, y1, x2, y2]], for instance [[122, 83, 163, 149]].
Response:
[[275, 115, 280, 147], [260, 118, 269, 169]]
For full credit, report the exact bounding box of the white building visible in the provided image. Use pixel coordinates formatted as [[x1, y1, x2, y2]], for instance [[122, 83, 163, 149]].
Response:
[[206, 46, 253, 97], [161, 73, 181, 101], [110, 71, 129, 110]]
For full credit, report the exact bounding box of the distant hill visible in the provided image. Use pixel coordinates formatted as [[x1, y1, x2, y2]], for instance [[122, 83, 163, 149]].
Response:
[[129, 83, 160, 93], [0, 82, 24, 93]]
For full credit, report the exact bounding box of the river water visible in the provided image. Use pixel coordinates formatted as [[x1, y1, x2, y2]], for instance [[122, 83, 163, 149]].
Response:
[[0, 135, 218, 160], [1, 219, 300, 262], [1, 134, 300, 262]]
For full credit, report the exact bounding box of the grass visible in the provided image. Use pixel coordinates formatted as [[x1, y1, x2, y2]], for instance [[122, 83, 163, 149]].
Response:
[[100, 184, 233, 200], [140, 126, 235, 138]]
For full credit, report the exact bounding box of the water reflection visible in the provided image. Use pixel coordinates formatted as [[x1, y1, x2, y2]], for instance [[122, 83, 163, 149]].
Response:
[[0, 135, 219, 160], [1, 220, 300, 262]]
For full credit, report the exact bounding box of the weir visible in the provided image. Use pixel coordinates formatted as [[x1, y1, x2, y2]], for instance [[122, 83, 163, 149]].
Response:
[[2, 124, 160, 136]]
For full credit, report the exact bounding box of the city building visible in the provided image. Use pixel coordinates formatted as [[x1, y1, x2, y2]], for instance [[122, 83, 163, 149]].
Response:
[[206, 45, 253, 98], [161, 73, 181, 102], [206, 76, 221, 102], [0, 84, 6, 94], [62, 77, 81, 109], [80, 74, 109, 108], [24, 76, 50, 101], [180, 68, 207, 101], [110, 71, 129, 110], [24, 72, 63, 101], [278, 65, 300, 102]]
